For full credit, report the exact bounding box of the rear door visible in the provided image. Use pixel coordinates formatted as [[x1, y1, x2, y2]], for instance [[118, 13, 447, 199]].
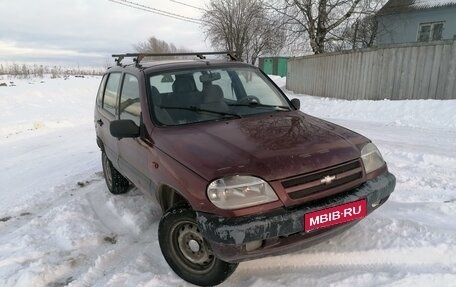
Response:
[[95, 72, 122, 167], [117, 73, 152, 192]]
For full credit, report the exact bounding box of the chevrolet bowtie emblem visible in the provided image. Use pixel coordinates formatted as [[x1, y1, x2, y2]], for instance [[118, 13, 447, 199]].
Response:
[[321, 175, 336, 185]]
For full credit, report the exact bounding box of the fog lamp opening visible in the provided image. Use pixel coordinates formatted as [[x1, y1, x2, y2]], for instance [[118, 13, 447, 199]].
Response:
[[245, 240, 264, 252]]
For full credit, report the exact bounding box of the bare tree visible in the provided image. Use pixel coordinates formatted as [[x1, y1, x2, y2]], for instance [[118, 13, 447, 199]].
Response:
[[341, 15, 378, 50], [202, 0, 285, 64], [135, 36, 192, 59], [267, 0, 384, 54]]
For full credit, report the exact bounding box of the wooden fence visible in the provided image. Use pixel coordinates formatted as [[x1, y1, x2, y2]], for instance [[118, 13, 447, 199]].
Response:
[[286, 40, 456, 100]]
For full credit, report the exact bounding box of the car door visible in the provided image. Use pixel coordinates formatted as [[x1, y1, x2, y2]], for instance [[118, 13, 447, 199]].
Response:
[[95, 72, 122, 168], [117, 73, 152, 192]]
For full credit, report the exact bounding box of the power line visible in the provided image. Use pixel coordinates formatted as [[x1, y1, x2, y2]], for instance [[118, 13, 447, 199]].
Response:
[[169, 0, 206, 11], [108, 0, 202, 24], [110, 0, 201, 23]]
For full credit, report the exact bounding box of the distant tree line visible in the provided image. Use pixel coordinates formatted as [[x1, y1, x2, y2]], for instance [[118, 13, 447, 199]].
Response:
[[134, 36, 193, 60], [0, 63, 104, 78]]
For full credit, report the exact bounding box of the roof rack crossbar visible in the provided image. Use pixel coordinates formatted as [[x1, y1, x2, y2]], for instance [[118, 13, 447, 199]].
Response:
[[112, 51, 239, 66]]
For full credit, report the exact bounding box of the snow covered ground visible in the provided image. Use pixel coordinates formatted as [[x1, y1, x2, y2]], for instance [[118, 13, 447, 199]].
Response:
[[0, 75, 455, 287]]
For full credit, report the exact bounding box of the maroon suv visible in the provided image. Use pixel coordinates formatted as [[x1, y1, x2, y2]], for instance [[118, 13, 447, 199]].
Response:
[[94, 52, 395, 286]]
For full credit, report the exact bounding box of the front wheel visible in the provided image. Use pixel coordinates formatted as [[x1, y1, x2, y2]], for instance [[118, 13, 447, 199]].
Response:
[[101, 152, 130, 194], [158, 207, 238, 286]]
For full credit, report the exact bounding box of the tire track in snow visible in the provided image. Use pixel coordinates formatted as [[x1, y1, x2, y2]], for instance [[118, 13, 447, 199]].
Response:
[[0, 172, 103, 237], [240, 245, 456, 270], [68, 185, 163, 287], [85, 187, 139, 236], [0, 173, 108, 287], [7, 171, 103, 212]]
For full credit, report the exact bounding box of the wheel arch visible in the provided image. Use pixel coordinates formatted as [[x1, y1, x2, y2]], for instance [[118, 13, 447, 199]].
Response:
[[157, 185, 191, 213], [96, 136, 105, 151]]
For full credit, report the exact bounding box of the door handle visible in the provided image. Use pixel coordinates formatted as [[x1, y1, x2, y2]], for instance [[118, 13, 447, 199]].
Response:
[[97, 119, 104, 126]]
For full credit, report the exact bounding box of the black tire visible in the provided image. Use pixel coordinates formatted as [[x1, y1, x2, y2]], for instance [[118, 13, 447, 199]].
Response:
[[101, 152, 130, 194], [158, 207, 238, 286]]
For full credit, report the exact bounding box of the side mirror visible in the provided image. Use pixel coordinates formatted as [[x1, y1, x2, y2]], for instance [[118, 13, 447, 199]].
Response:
[[291, 98, 301, 110], [110, 119, 140, 139]]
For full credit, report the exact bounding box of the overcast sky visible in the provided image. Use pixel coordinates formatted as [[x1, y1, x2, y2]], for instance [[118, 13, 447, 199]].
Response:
[[0, 0, 209, 66]]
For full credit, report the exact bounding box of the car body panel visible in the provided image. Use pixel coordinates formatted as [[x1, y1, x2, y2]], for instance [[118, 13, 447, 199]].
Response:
[[152, 111, 368, 182], [94, 57, 395, 263]]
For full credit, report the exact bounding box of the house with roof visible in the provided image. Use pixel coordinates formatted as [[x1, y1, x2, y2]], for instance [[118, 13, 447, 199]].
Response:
[[376, 0, 456, 45]]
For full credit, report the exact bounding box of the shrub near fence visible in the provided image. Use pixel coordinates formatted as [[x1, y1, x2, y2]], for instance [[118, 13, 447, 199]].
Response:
[[287, 40, 456, 100]]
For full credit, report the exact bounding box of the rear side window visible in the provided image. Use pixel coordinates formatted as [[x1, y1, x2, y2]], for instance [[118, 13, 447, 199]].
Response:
[[96, 74, 107, 107], [103, 73, 122, 115], [119, 74, 141, 126]]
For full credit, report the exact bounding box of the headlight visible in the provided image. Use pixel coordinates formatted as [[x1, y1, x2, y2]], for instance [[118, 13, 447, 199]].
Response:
[[361, 143, 385, 174], [207, 175, 278, 210]]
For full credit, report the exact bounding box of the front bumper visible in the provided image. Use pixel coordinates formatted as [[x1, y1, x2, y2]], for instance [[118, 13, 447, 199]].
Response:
[[196, 171, 396, 263]]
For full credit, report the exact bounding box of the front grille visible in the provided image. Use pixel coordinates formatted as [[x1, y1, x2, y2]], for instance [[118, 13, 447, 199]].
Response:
[[282, 159, 363, 200]]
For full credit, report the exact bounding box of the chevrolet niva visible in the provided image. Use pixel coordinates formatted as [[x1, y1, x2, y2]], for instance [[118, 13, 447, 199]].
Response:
[[94, 52, 396, 286]]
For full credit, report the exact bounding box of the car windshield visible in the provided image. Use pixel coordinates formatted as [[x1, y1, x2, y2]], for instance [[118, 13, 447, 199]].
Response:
[[148, 67, 291, 126]]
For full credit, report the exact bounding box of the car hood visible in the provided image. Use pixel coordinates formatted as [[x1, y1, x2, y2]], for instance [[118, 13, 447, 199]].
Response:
[[153, 111, 369, 181]]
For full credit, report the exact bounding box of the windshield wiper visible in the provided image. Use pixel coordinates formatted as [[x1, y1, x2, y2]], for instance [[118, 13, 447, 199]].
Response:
[[228, 102, 291, 111], [158, 106, 242, 119]]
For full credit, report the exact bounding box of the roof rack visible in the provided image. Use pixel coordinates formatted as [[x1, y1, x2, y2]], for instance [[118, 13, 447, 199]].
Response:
[[112, 51, 239, 66]]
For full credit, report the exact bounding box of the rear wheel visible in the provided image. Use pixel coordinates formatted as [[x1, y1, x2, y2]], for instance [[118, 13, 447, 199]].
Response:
[[101, 152, 130, 194], [158, 207, 238, 286]]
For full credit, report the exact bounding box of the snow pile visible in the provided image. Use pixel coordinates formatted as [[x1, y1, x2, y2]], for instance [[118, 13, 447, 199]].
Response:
[[0, 76, 455, 286], [285, 90, 456, 130], [269, 75, 456, 131]]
